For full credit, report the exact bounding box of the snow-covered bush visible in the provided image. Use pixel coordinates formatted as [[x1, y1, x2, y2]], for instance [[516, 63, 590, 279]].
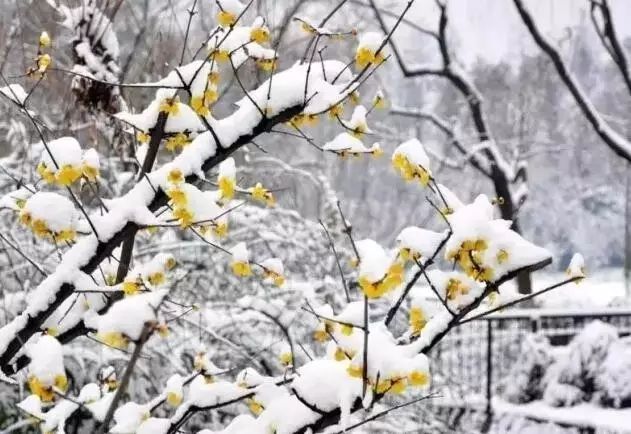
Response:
[[502, 334, 554, 404], [595, 337, 631, 408], [545, 320, 618, 402], [0, 1, 580, 433]]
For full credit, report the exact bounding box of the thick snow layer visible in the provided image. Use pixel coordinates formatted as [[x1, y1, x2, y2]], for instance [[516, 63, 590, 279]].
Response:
[[40, 137, 83, 169], [356, 239, 391, 283], [357, 32, 383, 52], [92, 290, 167, 341], [396, 226, 446, 258], [22, 191, 80, 234], [25, 334, 65, 386], [323, 132, 378, 154], [493, 398, 631, 432]]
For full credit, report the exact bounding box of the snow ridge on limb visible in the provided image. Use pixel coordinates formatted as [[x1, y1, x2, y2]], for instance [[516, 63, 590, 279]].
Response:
[[0, 60, 352, 375]]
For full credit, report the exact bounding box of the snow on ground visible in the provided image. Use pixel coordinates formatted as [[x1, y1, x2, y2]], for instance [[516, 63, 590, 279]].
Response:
[[493, 398, 631, 433]]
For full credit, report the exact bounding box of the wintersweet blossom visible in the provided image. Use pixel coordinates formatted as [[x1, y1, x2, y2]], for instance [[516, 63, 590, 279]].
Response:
[[392, 138, 432, 186], [218, 158, 236, 201], [26, 334, 67, 402], [216, 0, 244, 27], [355, 32, 385, 68], [567, 253, 586, 280], [230, 242, 252, 277]]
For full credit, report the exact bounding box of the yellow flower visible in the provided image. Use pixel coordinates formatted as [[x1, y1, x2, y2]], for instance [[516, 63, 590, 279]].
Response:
[[82, 163, 99, 182], [165, 133, 190, 152], [392, 153, 408, 172], [264, 269, 285, 287], [376, 379, 392, 394], [173, 207, 194, 228], [359, 276, 388, 299], [190, 95, 210, 117], [355, 47, 384, 68], [213, 221, 229, 238], [247, 398, 264, 415], [334, 347, 347, 361], [159, 98, 180, 115], [54, 374, 68, 391], [39, 31, 51, 48], [136, 131, 150, 143], [372, 94, 386, 109], [217, 10, 236, 27], [256, 58, 277, 72], [446, 278, 469, 300], [249, 182, 275, 207], [390, 378, 407, 394], [122, 280, 140, 296], [408, 370, 429, 387], [98, 331, 129, 350], [218, 176, 236, 201], [496, 249, 509, 264], [165, 257, 177, 270], [208, 71, 220, 85], [28, 376, 55, 402], [399, 248, 418, 263], [15, 198, 26, 209], [148, 272, 165, 287], [305, 114, 319, 126], [167, 169, 184, 185], [20, 210, 31, 226], [31, 219, 50, 238], [371, 147, 384, 158], [167, 187, 187, 207], [211, 49, 230, 62], [56, 229, 76, 243], [350, 123, 367, 139], [279, 352, 293, 366], [231, 260, 252, 277], [37, 53, 52, 73], [328, 103, 344, 120], [341, 324, 353, 336], [313, 329, 329, 342], [56, 164, 82, 186], [250, 27, 269, 43], [409, 307, 426, 335], [346, 364, 363, 378], [205, 88, 218, 104], [167, 392, 182, 407], [37, 162, 55, 184]]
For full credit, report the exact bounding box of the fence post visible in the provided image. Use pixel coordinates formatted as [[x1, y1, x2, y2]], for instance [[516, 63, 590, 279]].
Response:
[[482, 319, 493, 432]]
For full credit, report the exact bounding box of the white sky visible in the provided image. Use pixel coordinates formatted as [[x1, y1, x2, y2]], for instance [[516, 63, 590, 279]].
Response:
[[398, 0, 631, 66]]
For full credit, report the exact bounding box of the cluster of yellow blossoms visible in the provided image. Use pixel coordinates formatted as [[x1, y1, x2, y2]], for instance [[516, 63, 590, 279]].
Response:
[[121, 254, 177, 296], [37, 146, 100, 187], [409, 306, 428, 336], [27, 31, 52, 77], [358, 261, 404, 299], [392, 152, 431, 186], [346, 363, 429, 395], [355, 32, 385, 68], [446, 238, 501, 282], [19, 192, 78, 243], [165, 132, 191, 152]]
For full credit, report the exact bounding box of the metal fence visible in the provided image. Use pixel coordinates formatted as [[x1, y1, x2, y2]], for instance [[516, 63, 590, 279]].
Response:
[[429, 308, 631, 431]]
